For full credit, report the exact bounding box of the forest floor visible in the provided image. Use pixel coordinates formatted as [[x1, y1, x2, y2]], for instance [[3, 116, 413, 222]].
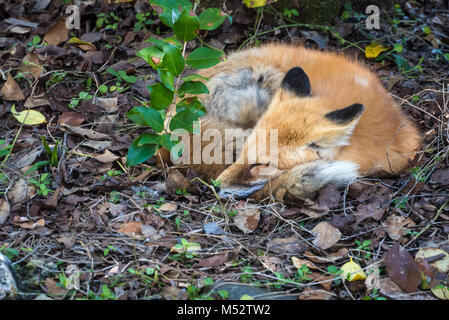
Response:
[[0, 0, 448, 300]]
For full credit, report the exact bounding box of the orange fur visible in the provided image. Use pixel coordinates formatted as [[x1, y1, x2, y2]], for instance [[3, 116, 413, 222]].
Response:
[[212, 44, 421, 197]]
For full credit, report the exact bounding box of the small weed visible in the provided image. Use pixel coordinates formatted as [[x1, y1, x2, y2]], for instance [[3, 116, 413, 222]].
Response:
[[103, 245, 117, 257], [135, 12, 154, 31], [69, 91, 93, 109], [97, 12, 121, 31], [362, 288, 388, 300], [109, 190, 120, 203], [355, 239, 372, 259], [29, 173, 53, 196], [295, 264, 312, 283]]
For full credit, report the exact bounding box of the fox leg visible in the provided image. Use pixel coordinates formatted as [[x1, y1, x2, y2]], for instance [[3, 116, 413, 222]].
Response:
[[253, 160, 359, 201]]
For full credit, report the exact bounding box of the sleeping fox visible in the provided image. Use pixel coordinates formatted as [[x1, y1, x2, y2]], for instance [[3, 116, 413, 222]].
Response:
[[164, 43, 421, 201]]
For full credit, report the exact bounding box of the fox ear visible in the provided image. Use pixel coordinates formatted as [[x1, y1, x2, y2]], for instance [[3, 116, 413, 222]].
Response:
[[325, 103, 365, 125], [282, 67, 311, 96]]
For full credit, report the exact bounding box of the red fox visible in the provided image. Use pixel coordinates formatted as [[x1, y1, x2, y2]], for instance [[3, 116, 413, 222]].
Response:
[[165, 43, 421, 201]]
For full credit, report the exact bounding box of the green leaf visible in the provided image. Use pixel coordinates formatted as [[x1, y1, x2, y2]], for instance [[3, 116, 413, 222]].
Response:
[[98, 84, 108, 94], [136, 46, 164, 69], [147, 38, 185, 76], [169, 109, 199, 132], [186, 47, 222, 69], [199, 8, 227, 30], [393, 43, 403, 53], [161, 43, 185, 76], [182, 73, 209, 82], [176, 97, 206, 117], [178, 81, 209, 97], [137, 132, 161, 146], [150, 0, 193, 27], [127, 106, 165, 132], [161, 133, 179, 151], [126, 135, 158, 166], [148, 83, 174, 110], [158, 69, 175, 91], [173, 9, 200, 42], [24, 160, 50, 176]]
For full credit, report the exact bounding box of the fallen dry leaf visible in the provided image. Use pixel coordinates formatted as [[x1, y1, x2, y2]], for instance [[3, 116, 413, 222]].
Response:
[[60, 123, 109, 140], [45, 277, 67, 297], [24, 96, 50, 109], [291, 256, 317, 269], [94, 97, 118, 113], [94, 150, 120, 163], [159, 202, 178, 212], [1, 74, 25, 101], [58, 112, 85, 126], [308, 272, 335, 291], [385, 243, 421, 293], [0, 199, 10, 225], [7, 178, 36, 204], [415, 248, 449, 273], [43, 18, 68, 46], [162, 286, 188, 300], [384, 214, 416, 241], [304, 248, 348, 264], [431, 169, 449, 186], [317, 184, 341, 208], [196, 253, 229, 268], [233, 205, 260, 234], [355, 185, 392, 223], [311, 221, 341, 250], [23, 53, 42, 80], [299, 201, 329, 218], [117, 222, 143, 236], [68, 37, 96, 51], [298, 289, 334, 300], [340, 257, 367, 281], [20, 218, 45, 230], [267, 235, 306, 254]]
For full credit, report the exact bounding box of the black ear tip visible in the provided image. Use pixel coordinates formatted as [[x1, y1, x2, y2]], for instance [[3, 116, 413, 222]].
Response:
[[282, 66, 311, 96], [325, 103, 365, 124], [351, 103, 365, 114]]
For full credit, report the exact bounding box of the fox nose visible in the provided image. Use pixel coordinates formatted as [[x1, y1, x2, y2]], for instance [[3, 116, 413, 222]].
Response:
[[213, 184, 220, 194]]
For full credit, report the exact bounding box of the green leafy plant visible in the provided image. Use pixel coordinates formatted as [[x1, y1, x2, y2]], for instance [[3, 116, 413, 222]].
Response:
[[97, 12, 121, 31], [410, 165, 429, 182], [46, 71, 67, 88], [69, 91, 93, 109], [362, 288, 387, 300], [295, 264, 312, 283], [29, 173, 53, 196], [0, 246, 19, 260], [103, 245, 117, 257], [41, 137, 59, 167], [107, 68, 137, 84], [0, 140, 12, 159], [355, 239, 372, 259], [109, 190, 120, 203], [282, 8, 298, 19], [240, 265, 254, 283], [341, 2, 365, 21], [27, 35, 44, 50], [170, 238, 201, 262], [135, 12, 155, 31], [126, 0, 228, 167]]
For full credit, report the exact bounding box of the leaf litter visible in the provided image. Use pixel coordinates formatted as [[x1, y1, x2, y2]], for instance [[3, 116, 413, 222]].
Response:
[[0, 0, 448, 301]]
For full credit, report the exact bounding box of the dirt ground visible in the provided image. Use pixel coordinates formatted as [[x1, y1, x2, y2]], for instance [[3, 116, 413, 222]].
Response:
[[0, 0, 448, 300]]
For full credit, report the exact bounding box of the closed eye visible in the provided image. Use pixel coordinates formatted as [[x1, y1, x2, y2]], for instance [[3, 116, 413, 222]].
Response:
[[308, 143, 320, 150]]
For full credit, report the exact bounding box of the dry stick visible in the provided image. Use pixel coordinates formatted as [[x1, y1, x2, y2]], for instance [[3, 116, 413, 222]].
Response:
[[405, 200, 449, 248]]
